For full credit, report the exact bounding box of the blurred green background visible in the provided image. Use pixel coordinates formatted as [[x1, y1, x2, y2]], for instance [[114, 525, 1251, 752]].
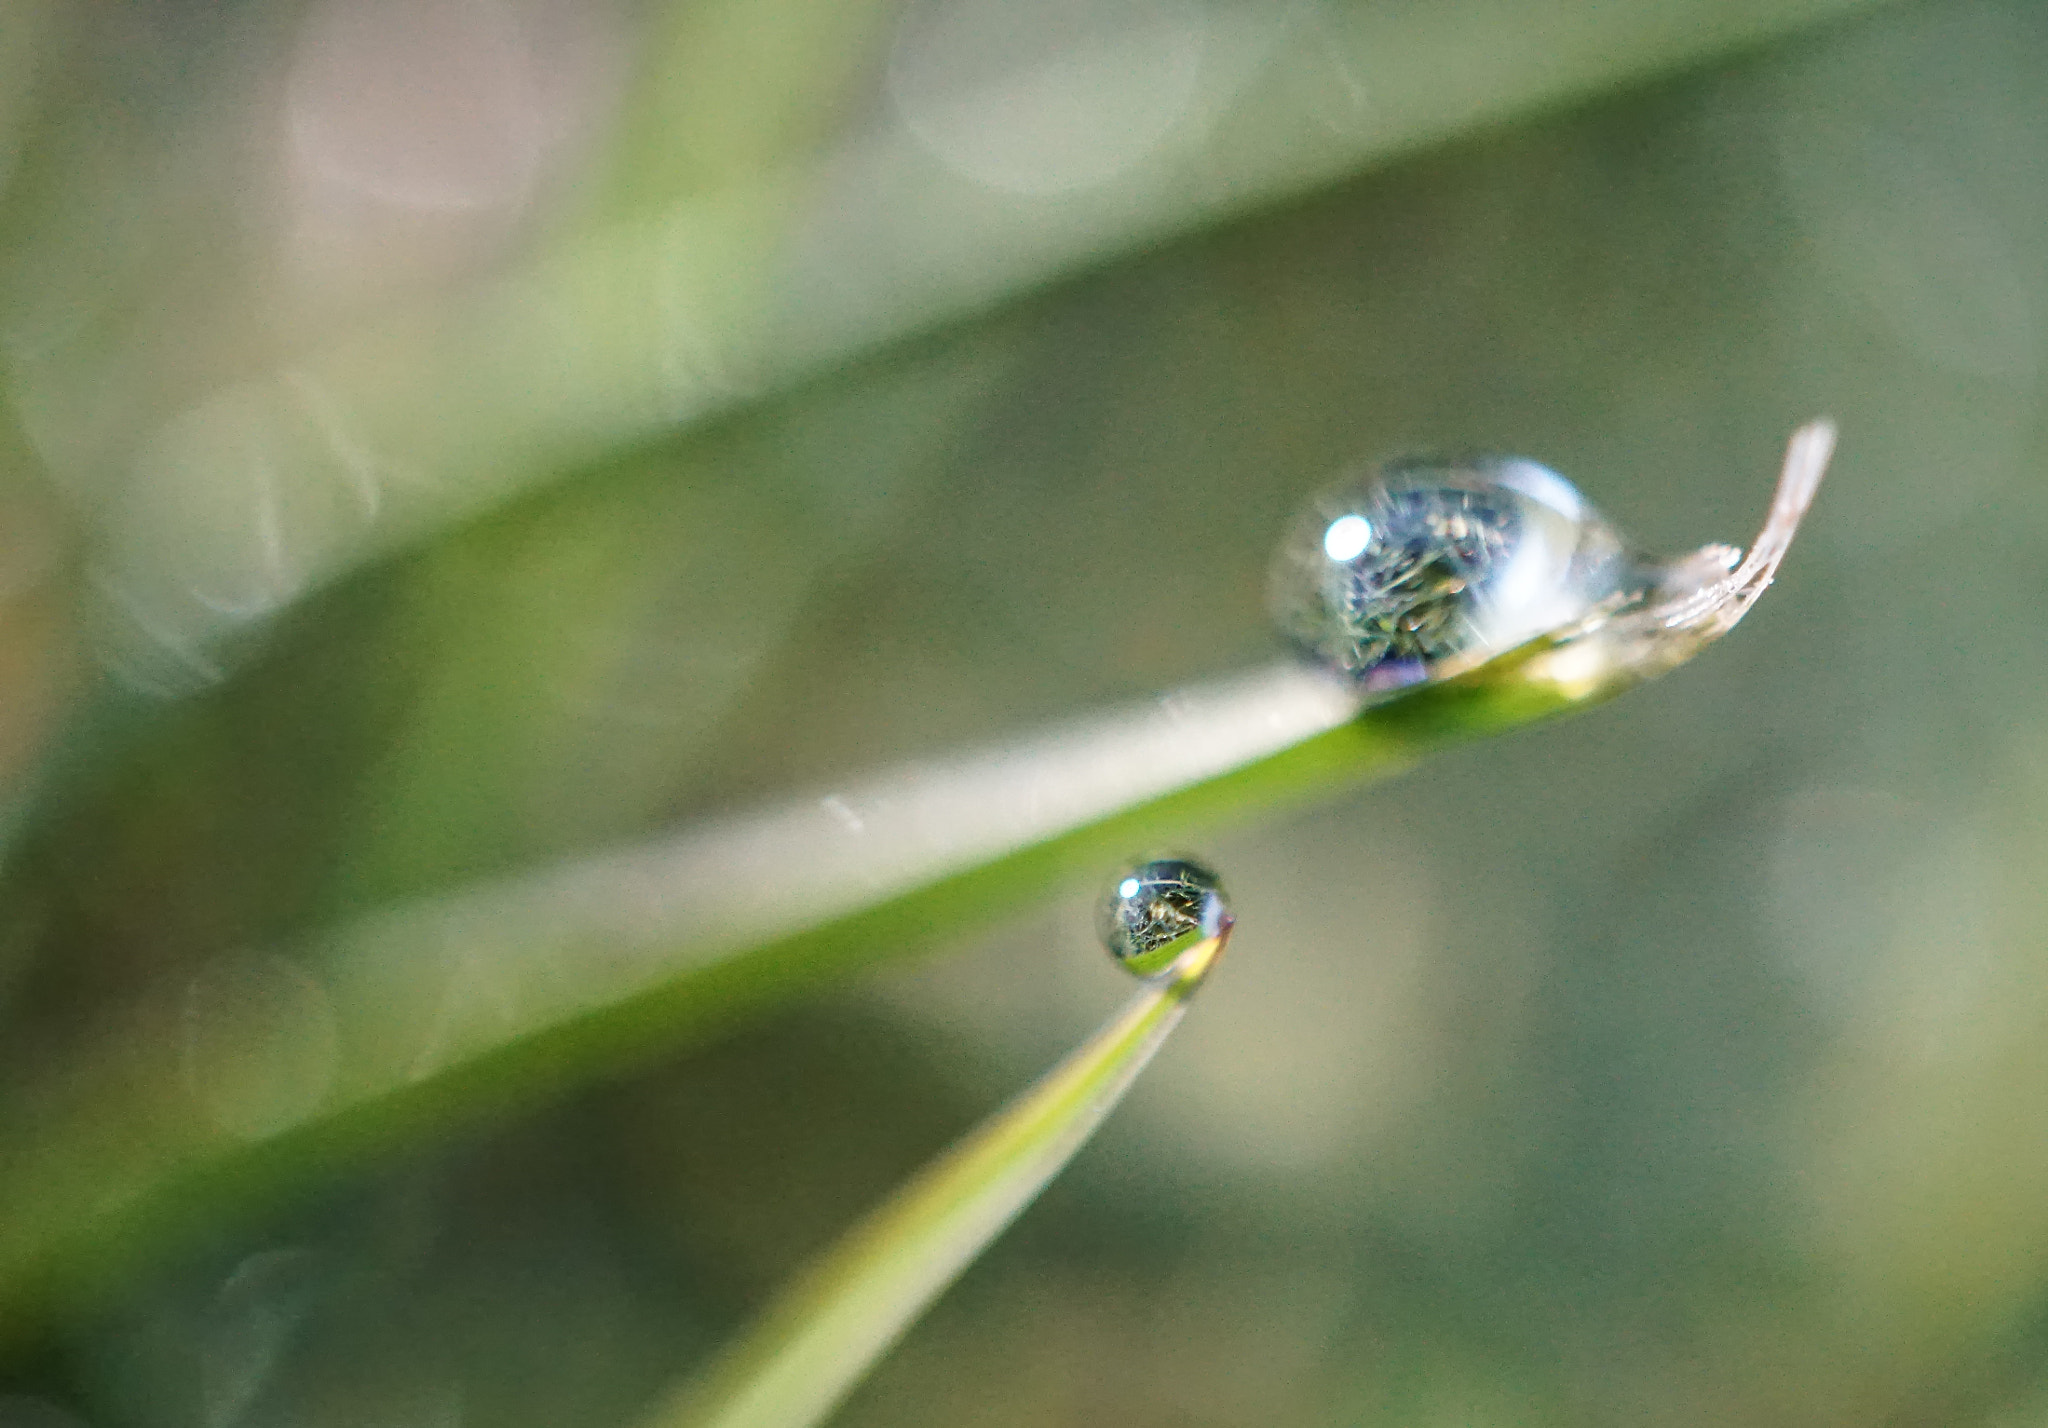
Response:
[[5, 0, 2048, 1424]]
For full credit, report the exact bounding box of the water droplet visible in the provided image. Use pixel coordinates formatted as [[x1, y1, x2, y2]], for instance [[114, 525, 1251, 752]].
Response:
[[1098, 857, 1230, 978], [1269, 454, 1639, 690]]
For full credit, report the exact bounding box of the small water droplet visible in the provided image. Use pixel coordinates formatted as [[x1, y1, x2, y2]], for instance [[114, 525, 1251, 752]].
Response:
[[1098, 857, 1230, 979], [1269, 454, 1638, 689]]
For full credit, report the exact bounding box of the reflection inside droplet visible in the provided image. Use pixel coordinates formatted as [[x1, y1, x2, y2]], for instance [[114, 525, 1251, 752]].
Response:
[[1269, 453, 1638, 690], [1099, 857, 1229, 979]]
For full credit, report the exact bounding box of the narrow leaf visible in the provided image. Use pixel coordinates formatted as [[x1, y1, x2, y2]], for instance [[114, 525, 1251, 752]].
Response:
[[0, 425, 1834, 1339], [641, 931, 1232, 1428]]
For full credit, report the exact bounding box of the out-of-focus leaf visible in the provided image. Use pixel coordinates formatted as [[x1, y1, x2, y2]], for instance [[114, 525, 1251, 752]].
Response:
[[61, 0, 1882, 685]]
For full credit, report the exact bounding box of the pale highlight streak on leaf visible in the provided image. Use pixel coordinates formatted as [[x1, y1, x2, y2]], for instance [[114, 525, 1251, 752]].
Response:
[[642, 932, 1231, 1428], [311, 663, 1354, 1073], [0, 662, 1365, 1335]]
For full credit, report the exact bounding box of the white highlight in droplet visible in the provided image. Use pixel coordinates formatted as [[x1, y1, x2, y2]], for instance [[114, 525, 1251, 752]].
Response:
[[1321, 514, 1372, 562], [1118, 877, 1142, 899]]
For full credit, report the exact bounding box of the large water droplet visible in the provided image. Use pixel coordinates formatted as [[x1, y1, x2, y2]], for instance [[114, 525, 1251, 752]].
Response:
[[1099, 857, 1230, 978], [1269, 454, 1639, 689]]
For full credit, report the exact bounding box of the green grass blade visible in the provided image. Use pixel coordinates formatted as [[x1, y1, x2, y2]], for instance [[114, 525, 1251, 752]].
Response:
[[641, 932, 1232, 1428], [0, 425, 1833, 1342]]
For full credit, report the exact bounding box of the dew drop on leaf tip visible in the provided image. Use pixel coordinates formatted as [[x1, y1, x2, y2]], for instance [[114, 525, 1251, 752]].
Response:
[[1268, 452, 1645, 689], [1098, 857, 1231, 979]]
